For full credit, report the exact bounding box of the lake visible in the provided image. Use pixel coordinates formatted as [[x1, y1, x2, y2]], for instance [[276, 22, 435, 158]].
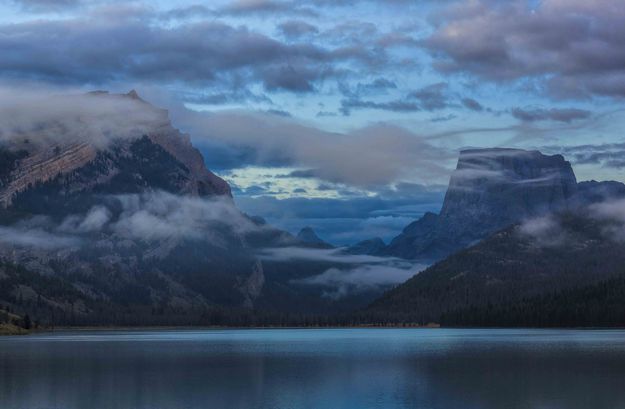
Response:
[[1, 328, 625, 409]]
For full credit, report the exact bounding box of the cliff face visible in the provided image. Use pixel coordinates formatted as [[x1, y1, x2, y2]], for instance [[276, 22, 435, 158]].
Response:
[[0, 90, 230, 209], [385, 148, 579, 261], [0, 143, 97, 207]]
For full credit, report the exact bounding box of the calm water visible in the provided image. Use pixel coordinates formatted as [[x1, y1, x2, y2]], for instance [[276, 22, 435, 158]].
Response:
[[1, 328, 625, 409]]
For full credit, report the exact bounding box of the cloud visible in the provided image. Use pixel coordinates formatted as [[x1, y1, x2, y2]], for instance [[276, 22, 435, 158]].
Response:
[[340, 82, 454, 114], [548, 142, 625, 169], [589, 198, 625, 242], [235, 183, 445, 244], [425, 0, 625, 98], [292, 258, 426, 299], [0, 191, 261, 250], [461, 98, 483, 111], [518, 214, 566, 247], [175, 108, 452, 187], [11, 0, 81, 12], [111, 192, 257, 241], [0, 11, 361, 94], [0, 225, 81, 249], [0, 87, 164, 148], [407, 82, 450, 111], [258, 245, 426, 299], [520, 200, 625, 246], [0, 5, 402, 97], [278, 20, 319, 38], [217, 0, 317, 17], [511, 107, 592, 123], [340, 97, 421, 114], [339, 77, 398, 99], [258, 246, 394, 263], [159, 5, 213, 21], [58, 206, 111, 233]]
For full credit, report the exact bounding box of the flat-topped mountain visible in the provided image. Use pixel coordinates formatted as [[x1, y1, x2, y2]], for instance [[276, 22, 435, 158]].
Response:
[[384, 148, 579, 261]]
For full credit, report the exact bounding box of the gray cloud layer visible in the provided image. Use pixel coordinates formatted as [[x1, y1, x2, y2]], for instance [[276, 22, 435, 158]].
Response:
[[0, 191, 259, 250], [176, 108, 453, 187], [425, 0, 625, 98], [0, 87, 163, 148]]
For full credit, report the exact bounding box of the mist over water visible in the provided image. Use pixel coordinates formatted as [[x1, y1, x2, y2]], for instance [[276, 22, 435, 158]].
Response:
[[2, 328, 625, 409]]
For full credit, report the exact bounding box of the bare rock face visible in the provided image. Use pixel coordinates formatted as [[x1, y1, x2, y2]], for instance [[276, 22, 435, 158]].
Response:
[[239, 260, 265, 308], [0, 90, 230, 208], [0, 143, 97, 207], [440, 148, 577, 225], [385, 148, 579, 261]]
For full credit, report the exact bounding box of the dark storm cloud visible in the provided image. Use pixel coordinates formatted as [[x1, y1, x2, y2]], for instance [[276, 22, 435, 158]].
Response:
[[182, 89, 273, 105], [338, 77, 398, 99], [407, 82, 449, 111], [11, 0, 81, 12], [461, 97, 484, 111], [546, 142, 625, 169], [0, 10, 370, 94], [511, 107, 592, 123], [217, 0, 317, 17], [159, 5, 213, 20], [278, 20, 319, 38], [425, 0, 625, 99], [340, 98, 421, 115], [340, 82, 452, 114]]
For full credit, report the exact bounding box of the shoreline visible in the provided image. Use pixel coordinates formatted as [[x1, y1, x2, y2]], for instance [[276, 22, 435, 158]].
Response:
[[6, 324, 625, 336], [0, 323, 30, 336]]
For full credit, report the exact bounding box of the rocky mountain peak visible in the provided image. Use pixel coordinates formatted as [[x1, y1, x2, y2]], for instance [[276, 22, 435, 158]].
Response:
[[297, 227, 323, 243], [296, 227, 333, 248], [384, 148, 579, 261], [0, 90, 230, 208]]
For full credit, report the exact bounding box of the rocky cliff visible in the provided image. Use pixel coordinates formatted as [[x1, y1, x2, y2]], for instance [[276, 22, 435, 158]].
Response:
[[0, 143, 97, 207], [0, 90, 230, 209], [384, 148, 579, 261], [0, 91, 377, 325]]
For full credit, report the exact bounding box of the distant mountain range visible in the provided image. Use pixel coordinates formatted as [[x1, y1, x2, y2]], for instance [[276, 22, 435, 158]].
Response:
[[354, 148, 625, 262], [366, 211, 625, 327], [0, 91, 379, 327], [2, 90, 625, 328], [359, 149, 625, 326]]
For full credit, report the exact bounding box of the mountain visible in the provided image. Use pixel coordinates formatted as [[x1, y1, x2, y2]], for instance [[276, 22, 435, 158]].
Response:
[[0, 91, 375, 327], [383, 148, 580, 261], [575, 180, 625, 205], [0, 90, 230, 213], [345, 237, 386, 255], [365, 211, 625, 326], [296, 227, 333, 248]]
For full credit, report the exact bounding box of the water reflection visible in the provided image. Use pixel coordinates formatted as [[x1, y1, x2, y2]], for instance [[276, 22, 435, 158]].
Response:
[[1, 329, 625, 409]]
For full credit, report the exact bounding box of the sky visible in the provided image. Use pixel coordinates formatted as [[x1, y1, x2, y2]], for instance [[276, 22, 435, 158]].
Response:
[[1, 0, 625, 244]]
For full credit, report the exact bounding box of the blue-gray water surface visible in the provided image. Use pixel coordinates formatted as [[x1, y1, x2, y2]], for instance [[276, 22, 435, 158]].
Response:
[[1, 328, 625, 409]]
